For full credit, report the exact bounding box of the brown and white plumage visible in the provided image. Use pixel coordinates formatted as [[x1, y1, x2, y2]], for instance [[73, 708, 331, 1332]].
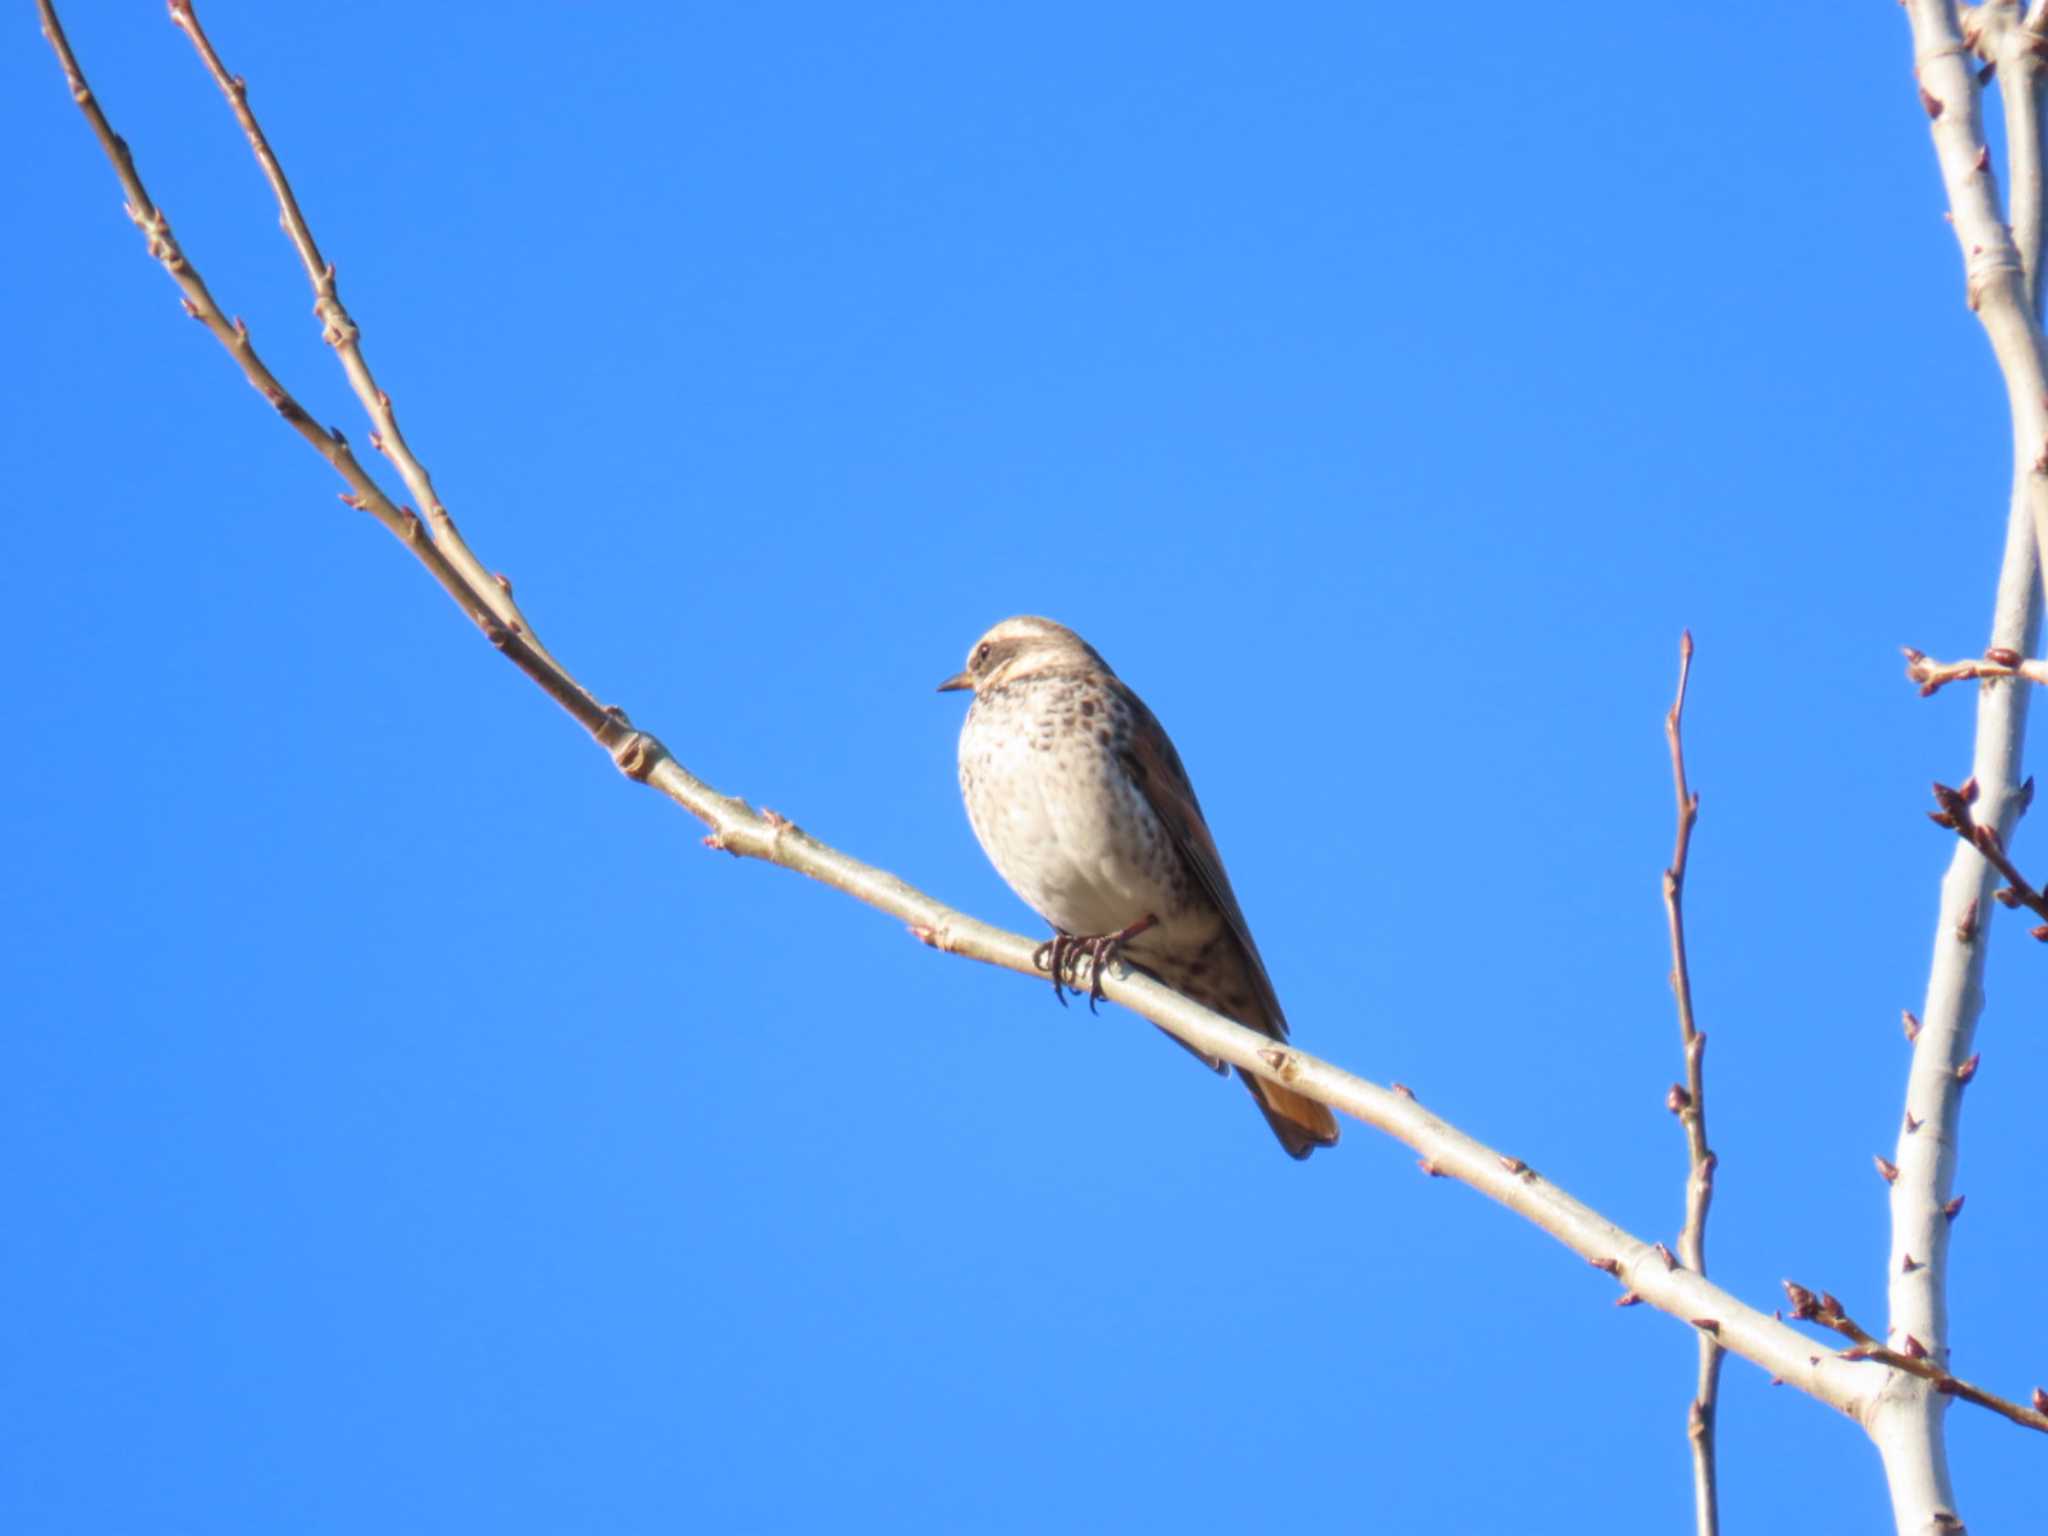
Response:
[[939, 615, 1339, 1159]]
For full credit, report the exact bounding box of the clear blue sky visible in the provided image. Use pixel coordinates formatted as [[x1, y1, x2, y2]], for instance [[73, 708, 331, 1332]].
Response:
[[7, 4, 2044, 1531]]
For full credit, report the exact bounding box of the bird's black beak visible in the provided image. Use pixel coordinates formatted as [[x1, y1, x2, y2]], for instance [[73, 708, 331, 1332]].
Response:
[[936, 672, 974, 693]]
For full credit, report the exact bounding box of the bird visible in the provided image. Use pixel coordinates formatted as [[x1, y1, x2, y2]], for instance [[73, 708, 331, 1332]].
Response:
[[939, 615, 1339, 1159]]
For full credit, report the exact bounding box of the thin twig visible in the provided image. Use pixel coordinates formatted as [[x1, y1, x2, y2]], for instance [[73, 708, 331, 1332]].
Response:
[[32, 0, 616, 748], [162, 0, 560, 674], [1903, 644, 2048, 695], [1928, 779, 2048, 932], [1661, 633, 1722, 1536], [1783, 1283, 2048, 1434]]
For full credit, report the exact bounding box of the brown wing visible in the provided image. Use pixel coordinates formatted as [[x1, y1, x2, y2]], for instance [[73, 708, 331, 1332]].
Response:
[[1114, 678, 1339, 1158]]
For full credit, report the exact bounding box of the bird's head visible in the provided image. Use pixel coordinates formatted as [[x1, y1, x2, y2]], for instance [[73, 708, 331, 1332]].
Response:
[[937, 615, 1108, 694]]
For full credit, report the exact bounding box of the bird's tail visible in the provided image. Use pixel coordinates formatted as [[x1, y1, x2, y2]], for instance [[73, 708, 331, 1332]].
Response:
[[1242, 1072, 1339, 1160]]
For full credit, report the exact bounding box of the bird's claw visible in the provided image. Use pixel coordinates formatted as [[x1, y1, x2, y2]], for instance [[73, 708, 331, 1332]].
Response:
[[1035, 916, 1160, 1013]]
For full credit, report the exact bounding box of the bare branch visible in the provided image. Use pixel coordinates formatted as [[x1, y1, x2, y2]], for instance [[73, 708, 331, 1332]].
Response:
[[1660, 633, 1723, 1536], [1904, 0, 2048, 606], [1903, 644, 2048, 694], [33, 0, 618, 746], [1895, 3, 2048, 1527], [1928, 778, 2048, 928], [1783, 1283, 2048, 1434], [161, 0, 561, 676]]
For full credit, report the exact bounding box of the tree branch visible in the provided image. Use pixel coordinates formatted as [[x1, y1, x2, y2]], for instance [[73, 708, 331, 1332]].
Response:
[[1660, 633, 1723, 1536], [1907, 0, 2048, 612], [1783, 1283, 2048, 1434], [1902, 644, 2048, 694], [1928, 776, 2048, 929], [1890, 3, 2048, 1528]]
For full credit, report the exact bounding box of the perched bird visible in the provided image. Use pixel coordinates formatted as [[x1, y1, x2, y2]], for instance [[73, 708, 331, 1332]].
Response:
[[939, 615, 1339, 1159]]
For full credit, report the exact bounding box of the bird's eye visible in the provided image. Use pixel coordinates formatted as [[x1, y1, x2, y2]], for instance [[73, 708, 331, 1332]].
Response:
[[975, 642, 991, 666]]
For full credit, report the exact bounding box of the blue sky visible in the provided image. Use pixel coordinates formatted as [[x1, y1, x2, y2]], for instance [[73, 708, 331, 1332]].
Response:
[[6, 4, 2045, 1531]]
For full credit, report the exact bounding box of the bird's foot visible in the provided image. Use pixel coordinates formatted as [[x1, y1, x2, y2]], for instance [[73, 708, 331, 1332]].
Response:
[[1080, 914, 1159, 1013], [1033, 932, 1081, 1007], [1033, 917, 1158, 1008]]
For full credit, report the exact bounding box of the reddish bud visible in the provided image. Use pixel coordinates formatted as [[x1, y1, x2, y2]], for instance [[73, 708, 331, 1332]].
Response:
[[1614, 1291, 1643, 1308], [1875, 1155, 1899, 1183], [1987, 647, 2022, 667], [1667, 1084, 1692, 1113], [1391, 1082, 1415, 1100], [1903, 1010, 1922, 1041], [1956, 1053, 1981, 1083], [1945, 1195, 1966, 1221]]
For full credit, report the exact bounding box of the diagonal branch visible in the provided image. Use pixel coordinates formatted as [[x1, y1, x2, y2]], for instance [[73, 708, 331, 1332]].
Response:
[[1928, 778, 2048, 931], [1783, 1283, 2048, 1434], [162, 0, 564, 677], [1660, 633, 1723, 1536]]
